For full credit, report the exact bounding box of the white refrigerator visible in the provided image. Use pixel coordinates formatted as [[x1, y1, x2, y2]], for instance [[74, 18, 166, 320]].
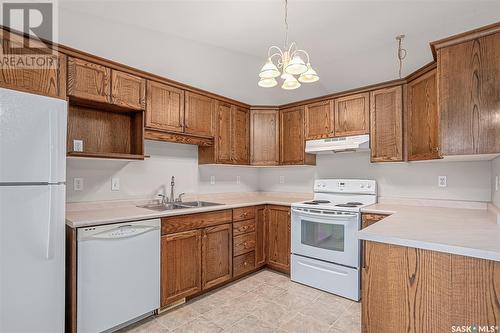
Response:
[[0, 88, 67, 333]]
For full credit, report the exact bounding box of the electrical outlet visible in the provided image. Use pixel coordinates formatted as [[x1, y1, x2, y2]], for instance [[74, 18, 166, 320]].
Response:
[[236, 176, 241, 185], [279, 176, 285, 184], [74, 178, 83, 191], [210, 176, 216, 185], [111, 177, 120, 191], [73, 140, 83, 152], [438, 176, 447, 187]]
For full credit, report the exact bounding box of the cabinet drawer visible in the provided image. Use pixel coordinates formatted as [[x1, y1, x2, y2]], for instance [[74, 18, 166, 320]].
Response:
[[233, 219, 256, 236], [233, 232, 256, 256], [233, 252, 255, 277], [161, 210, 232, 235], [233, 207, 255, 222]]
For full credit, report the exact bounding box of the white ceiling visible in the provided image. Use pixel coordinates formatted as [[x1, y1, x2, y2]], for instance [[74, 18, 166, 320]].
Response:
[[57, 0, 500, 105]]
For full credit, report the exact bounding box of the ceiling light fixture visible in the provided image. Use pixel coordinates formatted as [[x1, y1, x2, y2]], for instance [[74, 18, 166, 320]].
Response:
[[258, 0, 319, 90]]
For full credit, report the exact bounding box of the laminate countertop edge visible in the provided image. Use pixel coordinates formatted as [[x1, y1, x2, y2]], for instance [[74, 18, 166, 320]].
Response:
[[358, 203, 500, 262]]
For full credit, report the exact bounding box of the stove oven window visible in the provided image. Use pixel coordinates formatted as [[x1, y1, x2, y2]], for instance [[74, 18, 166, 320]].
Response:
[[301, 220, 344, 251]]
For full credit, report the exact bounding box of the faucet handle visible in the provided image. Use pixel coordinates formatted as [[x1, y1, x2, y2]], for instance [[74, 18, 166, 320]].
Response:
[[157, 193, 168, 204], [175, 193, 186, 202]]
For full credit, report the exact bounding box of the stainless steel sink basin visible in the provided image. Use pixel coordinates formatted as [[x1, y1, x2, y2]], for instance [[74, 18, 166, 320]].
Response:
[[137, 203, 187, 211], [176, 201, 223, 208]]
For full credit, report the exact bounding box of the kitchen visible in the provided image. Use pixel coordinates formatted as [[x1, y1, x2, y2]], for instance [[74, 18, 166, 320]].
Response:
[[1, 1, 499, 333]]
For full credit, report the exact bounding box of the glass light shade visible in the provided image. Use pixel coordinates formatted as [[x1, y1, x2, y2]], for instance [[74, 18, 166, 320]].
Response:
[[259, 59, 280, 79], [281, 75, 301, 90], [298, 63, 319, 83], [285, 55, 307, 75], [258, 77, 278, 88]]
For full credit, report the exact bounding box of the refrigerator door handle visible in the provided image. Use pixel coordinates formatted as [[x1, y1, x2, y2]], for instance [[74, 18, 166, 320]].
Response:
[[45, 187, 57, 260]]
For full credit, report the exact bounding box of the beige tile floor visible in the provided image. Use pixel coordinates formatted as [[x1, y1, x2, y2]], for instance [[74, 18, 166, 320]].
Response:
[[122, 269, 361, 333]]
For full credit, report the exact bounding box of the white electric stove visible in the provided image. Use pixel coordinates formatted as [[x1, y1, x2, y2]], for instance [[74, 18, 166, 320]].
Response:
[[290, 179, 377, 301]]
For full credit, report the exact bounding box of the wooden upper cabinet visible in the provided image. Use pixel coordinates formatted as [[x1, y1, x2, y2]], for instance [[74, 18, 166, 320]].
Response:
[[111, 70, 145, 110], [267, 205, 291, 274], [160, 229, 202, 306], [334, 92, 370, 137], [0, 31, 66, 99], [250, 109, 280, 166], [215, 102, 233, 164], [280, 106, 306, 165], [201, 224, 232, 290], [185, 92, 216, 138], [304, 100, 334, 139], [231, 106, 250, 165], [438, 32, 500, 155], [370, 86, 403, 162], [67, 57, 111, 103], [146, 81, 184, 132], [406, 69, 440, 161]]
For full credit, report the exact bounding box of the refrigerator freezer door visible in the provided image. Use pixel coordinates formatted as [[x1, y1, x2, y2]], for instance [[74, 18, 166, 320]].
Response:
[[0, 184, 65, 333], [0, 88, 67, 184]]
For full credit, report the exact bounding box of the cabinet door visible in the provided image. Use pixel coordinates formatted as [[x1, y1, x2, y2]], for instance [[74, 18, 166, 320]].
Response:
[[280, 106, 305, 165], [185, 92, 216, 137], [216, 102, 232, 164], [231, 106, 250, 165], [304, 100, 334, 139], [161, 229, 202, 306], [255, 206, 267, 267], [406, 69, 440, 161], [439, 33, 500, 155], [0, 32, 66, 99], [202, 224, 232, 290], [370, 86, 403, 162], [111, 70, 146, 110], [146, 81, 184, 133], [250, 109, 280, 166], [267, 206, 290, 273], [334, 92, 370, 137], [67, 57, 111, 103]]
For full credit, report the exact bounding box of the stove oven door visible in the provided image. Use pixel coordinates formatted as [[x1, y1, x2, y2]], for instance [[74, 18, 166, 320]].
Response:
[[291, 207, 360, 268]]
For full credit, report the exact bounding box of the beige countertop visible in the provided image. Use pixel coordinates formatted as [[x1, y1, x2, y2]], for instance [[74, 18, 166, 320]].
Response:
[[66, 192, 312, 228], [358, 202, 500, 262]]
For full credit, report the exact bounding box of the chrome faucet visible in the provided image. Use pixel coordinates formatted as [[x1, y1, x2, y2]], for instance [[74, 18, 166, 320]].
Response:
[[157, 193, 168, 205], [170, 176, 175, 203], [176, 192, 185, 202]]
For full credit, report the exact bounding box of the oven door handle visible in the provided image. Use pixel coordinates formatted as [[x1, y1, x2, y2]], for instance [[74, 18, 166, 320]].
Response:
[[292, 208, 358, 219]]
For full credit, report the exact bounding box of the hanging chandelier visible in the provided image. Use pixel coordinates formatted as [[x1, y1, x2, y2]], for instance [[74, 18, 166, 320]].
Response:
[[258, 0, 319, 90]]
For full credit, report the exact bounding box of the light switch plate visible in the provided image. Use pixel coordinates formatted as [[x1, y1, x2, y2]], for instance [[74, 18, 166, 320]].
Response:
[[74, 178, 83, 191], [438, 176, 447, 187], [111, 178, 120, 191], [73, 140, 83, 152]]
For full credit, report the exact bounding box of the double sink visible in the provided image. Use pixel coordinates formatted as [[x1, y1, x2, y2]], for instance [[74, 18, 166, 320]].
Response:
[[138, 201, 222, 212]]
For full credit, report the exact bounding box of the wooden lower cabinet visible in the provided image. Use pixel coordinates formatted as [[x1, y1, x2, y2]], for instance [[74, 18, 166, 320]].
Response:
[[201, 224, 232, 290], [362, 241, 500, 333], [161, 229, 202, 306], [267, 205, 291, 274], [255, 206, 267, 267]]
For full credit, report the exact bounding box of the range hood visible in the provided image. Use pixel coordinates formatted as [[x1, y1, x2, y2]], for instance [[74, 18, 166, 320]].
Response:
[[305, 134, 370, 154]]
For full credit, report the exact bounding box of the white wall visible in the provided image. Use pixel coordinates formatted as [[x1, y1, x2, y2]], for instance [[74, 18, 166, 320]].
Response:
[[259, 153, 492, 202], [492, 157, 500, 208], [66, 141, 259, 202]]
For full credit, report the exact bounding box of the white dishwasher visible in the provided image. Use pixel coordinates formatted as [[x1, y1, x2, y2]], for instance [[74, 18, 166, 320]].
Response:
[[77, 219, 160, 333]]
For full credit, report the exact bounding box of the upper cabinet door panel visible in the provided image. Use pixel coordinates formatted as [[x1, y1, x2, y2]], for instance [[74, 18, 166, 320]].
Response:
[[231, 106, 250, 165], [185, 92, 216, 138], [145, 81, 184, 133], [0, 31, 66, 99], [250, 109, 280, 166], [304, 100, 334, 140], [67, 57, 111, 103], [370, 86, 403, 162], [334, 92, 370, 137], [216, 102, 232, 164], [407, 69, 440, 161], [280, 106, 305, 165], [439, 33, 500, 155], [111, 70, 146, 110]]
